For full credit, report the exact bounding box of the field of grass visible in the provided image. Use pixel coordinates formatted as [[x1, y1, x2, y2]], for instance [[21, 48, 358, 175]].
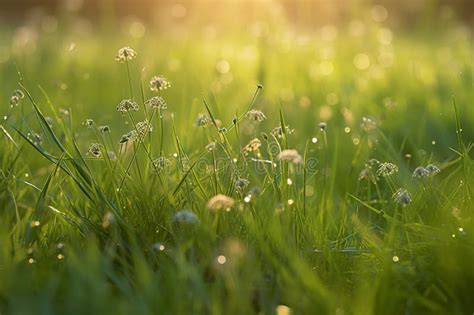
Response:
[[0, 3, 473, 314]]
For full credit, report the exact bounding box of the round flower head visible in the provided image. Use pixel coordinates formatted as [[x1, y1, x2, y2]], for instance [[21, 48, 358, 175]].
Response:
[[393, 188, 412, 207], [115, 46, 137, 62], [145, 96, 167, 109], [88, 143, 101, 157], [150, 75, 171, 91], [195, 113, 212, 127], [245, 109, 267, 123], [271, 125, 294, 138], [117, 99, 139, 113], [425, 164, 440, 176], [242, 138, 261, 156], [234, 178, 250, 191], [135, 120, 152, 139], [207, 194, 235, 211], [318, 122, 327, 131], [376, 162, 398, 177], [412, 166, 429, 179], [360, 117, 377, 132], [83, 119, 94, 128], [278, 149, 303, 164], [172, 210, 199, 224], [10, 90, 24, 106], [98, 125, 110, 133], [151, 156, 171, 174]]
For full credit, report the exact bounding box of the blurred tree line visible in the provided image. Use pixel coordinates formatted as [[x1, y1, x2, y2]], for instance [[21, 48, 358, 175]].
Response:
[[0, 0, 472, 28]]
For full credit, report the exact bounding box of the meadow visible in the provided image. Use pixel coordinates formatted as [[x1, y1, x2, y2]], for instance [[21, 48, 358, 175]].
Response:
[[0, 2, 473, 314]]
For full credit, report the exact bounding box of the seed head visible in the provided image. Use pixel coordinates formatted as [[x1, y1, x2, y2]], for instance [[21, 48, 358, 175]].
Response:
[[277, 149, 303, 164], [245, 109, 266, 123], [98, 125, 110, 133], [234, 178, 250, 191], [9, 90, 24, 106], [195, 113, 212, 127], [172, 210, 199, 224], [376, 162, 398, 177], [151, 156, 171, 173], [242, 138, 261, 156], [425, 164, 440, 176], [115, 46, 137, 62], [271, 125, 294, 138], [207, 194, 235, 211], [393, 188, 412, 207], [83, 119, 94, 128], [412, 166, 429, 178], [361, 117, 377, 132], [116, 99, 139, 113], [318, 122, 327, 131], [88, 143, 101, 157], [145, 96, 167, 109], [135, 120, 152, 139], [150, 75, 171, 91]]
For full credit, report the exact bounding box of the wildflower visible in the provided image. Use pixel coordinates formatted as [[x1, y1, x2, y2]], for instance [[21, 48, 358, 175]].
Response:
[[115, 46, 137, 62], [83, 119, 94, 128], [361, 117, 377, 132], [234, 178, 250, 191], [119, 132, 134, 144], [151, 156, 171, 173], [145, 96, 167, 109], [271, 125, 294, 138], [102, 212, 115, 228], [116, 99, 139, 113], [207, 194, 235, 211], [195, 113, 212, 127], [88, 143, 101, 157], [242, 138, 261, 156], [135, 120, 152, 138], [359, 160, 380, 182], [206, 142, 217, 151], [412, 166, 429, 178], [172, 210, 199, 224], [9, 90, 24, 106], [425, 164, 440, 176], [376, 162, 398, 177], [98, 125, 110, 133], [150, 75, 171, 91], [278, 149, 303, 164], [318, 122, 327, 131], [393, 188, 412, 207], [245, 109, 266, 123]]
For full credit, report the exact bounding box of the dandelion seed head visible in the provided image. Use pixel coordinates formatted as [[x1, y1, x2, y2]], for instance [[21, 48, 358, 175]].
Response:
[[242, 138, 261, 156], [145, 96, 167, 109], [393, 188, 412, 207], [115, 46, 137, 62], [377, 162, 398, 177], [277, 149, 303, 164], [88, 143, 101, 157], [425, 164, 440, 176], [195, 113, 212, 127], [172, 210, 199, 224], [234, 178, 250, 191], [102, 212, 115, 228], [412, 166, 429, 178], [98, 125, 110, 133], [207, 194, 235, 211], [149, 75, 171, 91], [151, 156, 171, 174], [245, 109, 266, 123], [116, 99, 139, 113]]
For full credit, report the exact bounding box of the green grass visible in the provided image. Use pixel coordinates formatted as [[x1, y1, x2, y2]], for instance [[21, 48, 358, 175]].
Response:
[[0, 10, 473, 315]]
